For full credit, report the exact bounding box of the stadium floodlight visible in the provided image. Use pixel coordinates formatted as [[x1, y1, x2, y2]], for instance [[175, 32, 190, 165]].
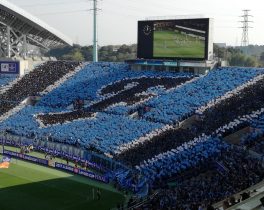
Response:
[[92, 0, 99, 62]]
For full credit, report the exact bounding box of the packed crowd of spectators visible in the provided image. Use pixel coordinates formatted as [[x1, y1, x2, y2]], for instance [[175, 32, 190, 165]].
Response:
[[238, 114, 264, 154], [1, 62, 264, 209], [130, 147, 264, 210], [116, 74, 264, 166], [245, 133, 264, 154], [39, 62, 189, 108], [142, 67, 264, 124], [0, 63, 194, 154], [0, 61, 80, 115], [38, 76, 192, 125], [137, 137, 226, 182], [1, 65, 264, 160], [38, 65, 262, 126], [0, 75, 17, 87], [197, 74, 264, 134], [0, 107, 163, 154]]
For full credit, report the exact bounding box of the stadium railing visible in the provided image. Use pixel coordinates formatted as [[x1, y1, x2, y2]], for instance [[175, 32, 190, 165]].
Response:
[[213, 179, 264, 210]]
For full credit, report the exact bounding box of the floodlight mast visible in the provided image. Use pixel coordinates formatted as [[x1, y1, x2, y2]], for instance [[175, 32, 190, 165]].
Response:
[[93, 0, 98, 62]]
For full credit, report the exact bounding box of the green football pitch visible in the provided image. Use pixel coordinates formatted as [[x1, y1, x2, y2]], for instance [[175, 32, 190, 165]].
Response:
[[0, 156, 125, 210], [153, 30, 205, 58]]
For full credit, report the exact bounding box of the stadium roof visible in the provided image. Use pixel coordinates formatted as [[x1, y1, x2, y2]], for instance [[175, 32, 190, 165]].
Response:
[[0, 0, 73, 49]]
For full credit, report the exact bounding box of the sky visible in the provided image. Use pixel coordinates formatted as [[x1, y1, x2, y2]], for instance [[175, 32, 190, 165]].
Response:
[[8, 0, 264, 46]]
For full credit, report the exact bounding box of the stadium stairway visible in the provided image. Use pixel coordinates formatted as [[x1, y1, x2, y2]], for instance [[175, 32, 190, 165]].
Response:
[[224, 126, 251, 145]]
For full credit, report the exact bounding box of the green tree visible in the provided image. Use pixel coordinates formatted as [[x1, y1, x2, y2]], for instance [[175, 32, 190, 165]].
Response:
[[244, 56, 258, 67], [229, 53, 246, 66], [213, 44, 226, 59], [228, 53, 258, 67], [80, 46, 93, 61], [71, 50, 85, 61], [260, 52, 264, 64]]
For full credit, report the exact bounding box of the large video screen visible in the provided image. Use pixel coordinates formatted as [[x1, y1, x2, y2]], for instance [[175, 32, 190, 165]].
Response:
[[137, 18, 210, 60]]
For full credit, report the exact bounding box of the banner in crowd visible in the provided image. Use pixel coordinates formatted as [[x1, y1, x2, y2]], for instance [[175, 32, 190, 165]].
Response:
[[36, 140, 85, 159], [55, 162, 109, 183], [0, 136, 85, 159], [0, 137, 118, 173], [0, 138, 84, 159], [3, 150, 48, 166], [0, 138, 34, 147], [0, 156, 11, 169], [0, 138, 107, 172]]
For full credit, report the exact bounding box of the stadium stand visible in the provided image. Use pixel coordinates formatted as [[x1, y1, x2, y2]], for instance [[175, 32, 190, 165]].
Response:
[[0, 61, 80, 116], [5, 1, 264, 209], [0, 63, 196, 155], [39, 62, 192, 108], [131, 147, 264, 210], [116, 69, 264, 166], [1, 64, 264, 156], [234, 114, 264, 155], [37, 76, 193, 125], [0, 75, 17, 88], [142, 67, 264, 124], [2, 62, 264, 209]]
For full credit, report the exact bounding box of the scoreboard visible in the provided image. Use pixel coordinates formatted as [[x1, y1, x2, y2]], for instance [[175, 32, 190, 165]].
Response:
[[0, 61, 20, 74]]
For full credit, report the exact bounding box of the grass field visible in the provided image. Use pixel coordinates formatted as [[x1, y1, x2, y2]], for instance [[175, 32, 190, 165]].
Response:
[[153, 30, 205, 58], [0, 155, 125, 210]]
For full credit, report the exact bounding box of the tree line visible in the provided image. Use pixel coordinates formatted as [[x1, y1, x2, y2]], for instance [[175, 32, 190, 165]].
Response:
[[214, 44, 264, 67], [46, 44, 264, 67], [46, 44, 137, 62]]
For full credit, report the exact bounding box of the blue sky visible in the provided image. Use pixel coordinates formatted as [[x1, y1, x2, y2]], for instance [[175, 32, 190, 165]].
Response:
[[9, 0, 264, 46]]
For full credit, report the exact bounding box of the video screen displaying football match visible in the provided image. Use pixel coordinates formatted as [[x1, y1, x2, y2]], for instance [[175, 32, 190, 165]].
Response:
[[137, 18, 209, 60], [153, 20, 206, 58]]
